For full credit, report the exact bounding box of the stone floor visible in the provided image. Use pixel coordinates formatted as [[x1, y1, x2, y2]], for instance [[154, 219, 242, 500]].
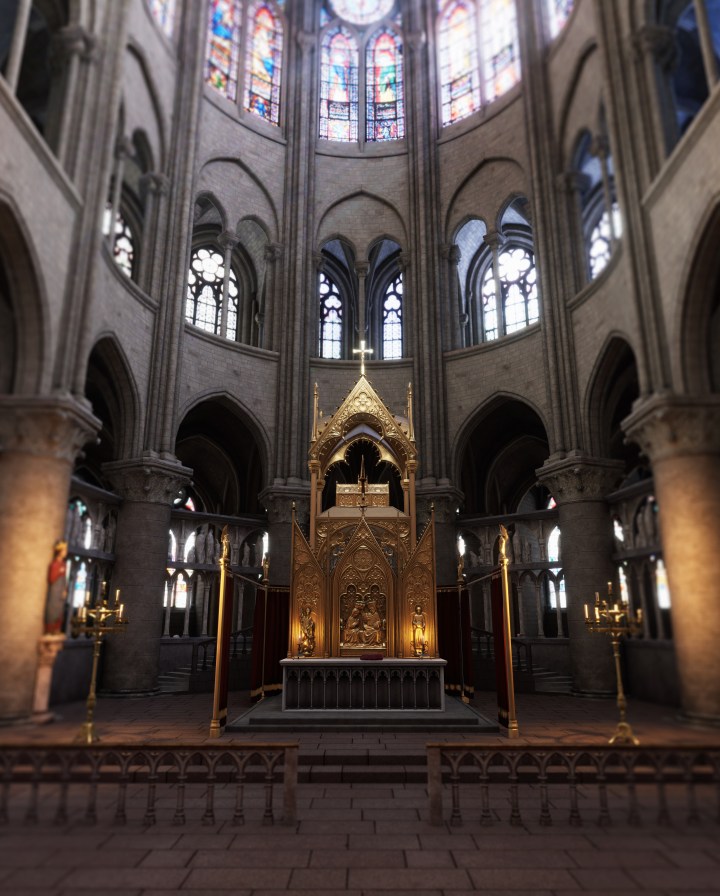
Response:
[[1, 691, 719, 894]]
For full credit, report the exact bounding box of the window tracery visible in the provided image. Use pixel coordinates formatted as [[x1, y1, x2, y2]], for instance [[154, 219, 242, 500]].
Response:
[[244, 1, 283, 124], [186, 246, 239, 339], [382, 274, 403, 358], [480, 246, 538, 341], [588, 202, 622, 280], [103, 206, 136, 280], [319, 272, 343, 358], [366, 28, 404, 141], [330, 0, 394, 25]]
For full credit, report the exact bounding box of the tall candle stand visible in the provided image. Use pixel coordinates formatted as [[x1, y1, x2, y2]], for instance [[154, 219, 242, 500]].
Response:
[[584, 583, 643, 746], [71, 589, 128, 744]]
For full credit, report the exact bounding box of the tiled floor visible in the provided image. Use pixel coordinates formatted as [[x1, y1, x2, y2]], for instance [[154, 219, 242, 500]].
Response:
[[1, 691, 719, 894]]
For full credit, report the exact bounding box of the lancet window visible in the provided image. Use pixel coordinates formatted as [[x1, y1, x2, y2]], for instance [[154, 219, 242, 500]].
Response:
[[186, 245, 239, 340], [103, 206, 136, 279], [149, 0, 176, 36], [546, 0, 574, 39], [438, 0, 520, 127], [382, 274, 403, 359], [244, 1, 283, 124], [206, 0, 243, 100], [480, 245, 538, 341], [319, 6, 404, 144], [319, 272, 344, 359], [204, 1, 284, 126]]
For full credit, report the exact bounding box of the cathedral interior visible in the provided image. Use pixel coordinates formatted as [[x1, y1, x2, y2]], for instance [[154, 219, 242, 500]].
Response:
[[1, 0, 720, 873]]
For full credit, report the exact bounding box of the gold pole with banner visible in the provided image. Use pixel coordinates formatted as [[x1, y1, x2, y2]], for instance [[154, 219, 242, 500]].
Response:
[[499, 524, 519, 738], [209, 527, 233, 738]]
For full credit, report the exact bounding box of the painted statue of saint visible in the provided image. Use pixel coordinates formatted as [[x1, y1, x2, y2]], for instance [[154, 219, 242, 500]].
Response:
[[411, 604, 427, 656], [45, 541, 68, 634]]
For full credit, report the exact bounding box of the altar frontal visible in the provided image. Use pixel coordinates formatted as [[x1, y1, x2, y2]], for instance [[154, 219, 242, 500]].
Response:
[[283, 370, 445, 710]]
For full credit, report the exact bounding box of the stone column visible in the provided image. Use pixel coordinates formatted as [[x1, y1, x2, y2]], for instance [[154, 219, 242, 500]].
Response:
[[137, 173, 169, 295], [415, 486, 463, 587], [101, 456, 191, 695], [439, 243, 463, 350], [623, 394, 720, 722], [537, 453, 625, 696], [482, 229, 506, 337], [355, 260, 369, 345], [261, 242, 282, 351], [217, 230, 240, 338], [556, 171, 591, 291], [0, 396, 99, 721], [631, 24, 678, 170], [694, 0, 719, 90], [4, 0, 32, 93], [590, 135, 618, 246], [259, 484, 310, 586]]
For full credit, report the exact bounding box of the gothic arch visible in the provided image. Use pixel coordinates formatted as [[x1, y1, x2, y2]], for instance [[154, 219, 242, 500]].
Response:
[[445, 156, 526, 240], [557, 40, 601, 165], [0, 194, 48, 394], [198, 157, 280, 240], [316, 189, 406, 250], [584, 334, 641, 468], [124, 40, 168, 169], [677, 197, 720, 393], [193, 192, 228, 233], [454, 393, 550, 514]]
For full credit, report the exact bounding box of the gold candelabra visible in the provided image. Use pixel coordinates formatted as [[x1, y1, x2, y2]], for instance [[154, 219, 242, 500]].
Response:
[[584, 583, 643, 746], [71, 587, 128, 744]]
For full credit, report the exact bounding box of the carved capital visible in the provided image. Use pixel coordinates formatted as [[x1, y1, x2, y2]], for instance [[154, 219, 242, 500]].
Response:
[[297, 31, 316, 55], [114, 136, 134, 161], [218, 229, 240, 251], [622, 393, 720, 463], [406, 30, 426, 54], [102, 455, 192, 504], [265, 242, 283, 263], [260, 484, 311, 526], [536, 453, 625, 504], [36, 634, 66, 667], [633, 24, 677, 70], [440, 244, 461, 264], [416, 485, 464, 524], [483, 229, 505, 252], [312, 251, 326, 272], [397, 252, 410, 274], [557, 170, 590, 195], [589, 134, 610, 160], [51, 25, 97, 67], [0, 395, 99, 464], [355, 260, 369, 279], [140, 172, 169, 196]]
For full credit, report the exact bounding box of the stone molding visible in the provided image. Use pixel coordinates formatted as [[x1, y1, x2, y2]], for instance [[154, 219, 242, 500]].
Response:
[[632, 24, 678, 70], [265, 242, 283, 263], [622, 394, 720, 463], [355, 261, 369, 278], [536, 453, 625, 504], [51, 25, 97, 66], [0, 395, 100, 464], [140, 172, 170, 196], [217, 229, 240, 250], [483, 229, 506, 252], [102, 455, 192, 504], [415, 485, 464, 524]]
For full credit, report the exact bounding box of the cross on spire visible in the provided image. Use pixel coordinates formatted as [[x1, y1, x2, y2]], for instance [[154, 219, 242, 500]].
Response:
[[353, 340, 373, 376]]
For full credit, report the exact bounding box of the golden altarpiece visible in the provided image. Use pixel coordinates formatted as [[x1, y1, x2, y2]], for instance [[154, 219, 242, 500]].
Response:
[[281, 373, 446, 710]]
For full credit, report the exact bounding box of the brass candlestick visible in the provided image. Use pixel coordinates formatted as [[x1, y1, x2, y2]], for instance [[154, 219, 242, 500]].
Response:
[[71, 589, 128, 744], [584, 583, 642, 746]]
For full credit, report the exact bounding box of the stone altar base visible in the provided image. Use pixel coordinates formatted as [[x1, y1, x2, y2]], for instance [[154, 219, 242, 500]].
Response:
[[281, 658, 447, 711]]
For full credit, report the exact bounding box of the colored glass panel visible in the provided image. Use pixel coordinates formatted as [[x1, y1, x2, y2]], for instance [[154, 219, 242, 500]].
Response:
[[320, 27, 359, 141], [331, 0, 394, 25], [149, 0, 175, 36], [206, 0, 242, 101], [439, 1, 480, 126], [547, 0, 574, 38], [366, 28, 404, 141], [245, 2, 283, 124], [480, 0, 520, 100]]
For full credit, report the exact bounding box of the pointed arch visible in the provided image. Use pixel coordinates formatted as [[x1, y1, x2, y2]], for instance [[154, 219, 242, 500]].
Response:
[[365, 25, 404, 141]]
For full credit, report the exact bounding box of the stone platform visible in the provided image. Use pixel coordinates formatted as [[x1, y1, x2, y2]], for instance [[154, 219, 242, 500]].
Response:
[[281, 657, 447, 711], [227, 693, 497, 732]]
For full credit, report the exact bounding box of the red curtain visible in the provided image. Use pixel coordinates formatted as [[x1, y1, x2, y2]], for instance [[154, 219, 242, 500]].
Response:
[[250, 588, 290, 700], [436, 588, 474, 700]]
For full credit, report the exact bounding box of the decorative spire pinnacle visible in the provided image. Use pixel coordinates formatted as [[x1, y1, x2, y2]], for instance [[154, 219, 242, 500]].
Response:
[[407, 382, 415, 442], [311, 383, 319, 442]]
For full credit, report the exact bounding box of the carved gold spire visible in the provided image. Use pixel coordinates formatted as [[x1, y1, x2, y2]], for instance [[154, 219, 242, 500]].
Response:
[[311, 383, 319, 442], [407, 382, 415, 442]]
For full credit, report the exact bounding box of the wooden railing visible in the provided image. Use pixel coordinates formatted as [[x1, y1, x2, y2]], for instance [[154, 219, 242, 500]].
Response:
[[0, 743, 298, 827], [427, 744, 720, 827]]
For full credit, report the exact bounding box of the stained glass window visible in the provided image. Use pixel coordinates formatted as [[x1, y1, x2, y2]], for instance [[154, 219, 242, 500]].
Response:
[[481, 267, 498, 340], [149, 0, 176, 37], [331, 0, 394, 25], [206, 0, 242, 101], [244, 2, 283, 124], [439, 1, 480, 126], [547, 0, 574, 38], [480, 0, 520, 101], [382, 274, 403, 358], [103, 205, 135, 279], [589, 202, 622, 279], [366, 28, 404, 141], [186, 246, 239, 338], [320, 27, 359, 141], [320, 273, 343, 358]]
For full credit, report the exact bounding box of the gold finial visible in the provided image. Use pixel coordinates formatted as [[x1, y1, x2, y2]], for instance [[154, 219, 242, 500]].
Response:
[[311, 383, 319, 442], [407, 382, 415, 442], [353, 340, 373, 377], [499, 524, 509, 563]]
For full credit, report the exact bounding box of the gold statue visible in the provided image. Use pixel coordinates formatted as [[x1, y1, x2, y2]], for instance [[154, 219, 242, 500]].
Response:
[[412, 604, 427, 656], [298, 606, 315, 656]]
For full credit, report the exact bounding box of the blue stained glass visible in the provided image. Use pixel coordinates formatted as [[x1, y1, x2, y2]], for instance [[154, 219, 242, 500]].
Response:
[[206, 0, 242, 101], [245, 2, 283, 124], [320, 26, 359, 141], [366, 27, 404, 141]]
